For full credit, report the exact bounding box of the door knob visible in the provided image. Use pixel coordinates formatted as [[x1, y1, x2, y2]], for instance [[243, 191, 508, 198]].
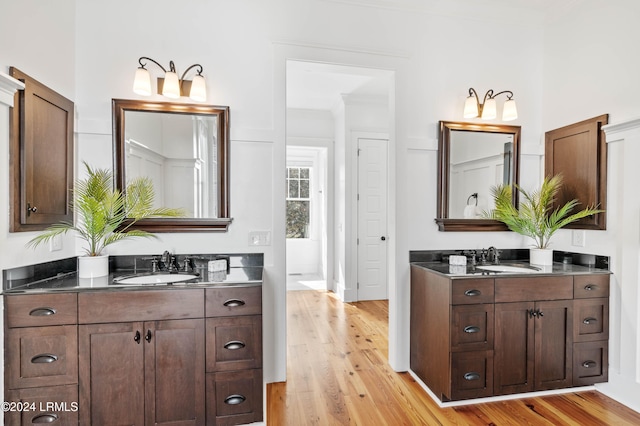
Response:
[[381, 236, 386, 241]]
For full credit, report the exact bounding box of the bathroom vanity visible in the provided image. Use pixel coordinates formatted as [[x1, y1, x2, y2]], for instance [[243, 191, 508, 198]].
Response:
[[2, 254, 263, 426], [410, 250, 610, 402]]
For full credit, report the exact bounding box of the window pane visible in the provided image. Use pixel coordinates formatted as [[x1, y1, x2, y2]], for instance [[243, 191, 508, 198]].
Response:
[[300, 168, 310, 179], [289, 168, 299, 178], [286, 200, 310, 238], [289, 180, 299, 198], [300, 179, 310, 198]]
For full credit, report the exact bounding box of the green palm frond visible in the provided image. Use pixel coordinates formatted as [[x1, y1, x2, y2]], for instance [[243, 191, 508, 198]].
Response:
[[487, 174, 603, 249], [28, 162, 185, 256]]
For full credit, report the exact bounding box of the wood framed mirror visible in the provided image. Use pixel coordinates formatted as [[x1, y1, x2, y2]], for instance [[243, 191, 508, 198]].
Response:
[[435, 121, 521, 232], [113, 99, 232, 232]]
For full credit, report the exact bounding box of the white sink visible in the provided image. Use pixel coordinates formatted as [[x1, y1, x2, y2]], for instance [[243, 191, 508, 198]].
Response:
[[476, 265, 540, 273], [114, 274, 199, 285]]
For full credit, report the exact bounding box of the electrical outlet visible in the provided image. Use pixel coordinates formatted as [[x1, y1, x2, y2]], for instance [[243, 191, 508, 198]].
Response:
[[50, 235, 62, 251], [571, 230, 586, 247], [248, 231, 271, 246]]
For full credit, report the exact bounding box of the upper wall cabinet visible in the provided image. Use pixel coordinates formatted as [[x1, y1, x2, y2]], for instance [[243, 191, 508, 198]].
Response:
[[545, 115, 608, 230], [9, 68, 74, 232]]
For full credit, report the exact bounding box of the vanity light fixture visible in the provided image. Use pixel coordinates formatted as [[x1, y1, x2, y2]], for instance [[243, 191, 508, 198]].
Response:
[[133, 57, 207, 102], [463, 87, 518, 121]]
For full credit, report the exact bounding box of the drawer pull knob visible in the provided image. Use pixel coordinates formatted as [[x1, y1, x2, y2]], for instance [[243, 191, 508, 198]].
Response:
[[223, 299, 246, 307], [31, 413, 59, 423], [464, 289, 481, 297], [463, 326, 480, 334], [31, 354, 58, 364], [224, 394, 247, 405], [584, 284, 597, 291], [583, 317, 598, 325], [463, 372, 480, 381], [29, 307, 57, 316], [582, 360, 597, 368], [224, 340, 246, 350]]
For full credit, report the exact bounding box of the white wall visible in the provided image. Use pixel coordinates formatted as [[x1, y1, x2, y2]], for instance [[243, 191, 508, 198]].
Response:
[[542, 0, 640, 412], [4, 1, 638, 413]]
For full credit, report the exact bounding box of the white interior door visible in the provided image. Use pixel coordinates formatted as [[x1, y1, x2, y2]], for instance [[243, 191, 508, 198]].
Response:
[[357, 138, 388, 301]]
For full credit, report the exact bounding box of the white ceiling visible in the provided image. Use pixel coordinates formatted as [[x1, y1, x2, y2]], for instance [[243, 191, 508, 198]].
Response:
[[286, 1, 581, 111], [286, 61, 393, 111]]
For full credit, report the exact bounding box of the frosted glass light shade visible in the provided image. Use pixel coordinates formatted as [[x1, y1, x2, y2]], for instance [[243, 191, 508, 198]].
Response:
[[133, 67, 152, 96], [463, 95, 479, 118], [162, 71, 181, 99], [189, 74, 207, 102], [481, 98, 497, 120], [502, 99, 518, 121]]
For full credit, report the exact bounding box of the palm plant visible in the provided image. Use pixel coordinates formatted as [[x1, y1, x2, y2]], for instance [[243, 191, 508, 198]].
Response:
[[28, 162, 184, 256], [488, 174, 602, 249]]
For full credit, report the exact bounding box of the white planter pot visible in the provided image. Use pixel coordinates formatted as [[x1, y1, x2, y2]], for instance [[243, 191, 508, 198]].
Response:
[[530, 248, 553, 266], [78, 255, 109, 278]]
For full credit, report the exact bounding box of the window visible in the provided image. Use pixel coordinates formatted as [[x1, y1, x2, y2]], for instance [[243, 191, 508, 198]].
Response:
[[286, 166, 311, 238]]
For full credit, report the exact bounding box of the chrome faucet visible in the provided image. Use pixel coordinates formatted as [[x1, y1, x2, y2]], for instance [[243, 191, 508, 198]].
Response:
[[487, 246, 501, 264]]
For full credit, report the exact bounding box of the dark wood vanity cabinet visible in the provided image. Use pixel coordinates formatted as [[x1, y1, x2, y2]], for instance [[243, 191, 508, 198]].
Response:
[[77, 289, 206, 426], [4, 293, 79, 425], [410, 266, 610, 402], [205, 286, 263, 426], [4, 285, 263, 426]]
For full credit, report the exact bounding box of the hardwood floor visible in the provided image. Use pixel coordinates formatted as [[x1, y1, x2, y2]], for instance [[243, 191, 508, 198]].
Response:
[[267, 290, 640, 425]]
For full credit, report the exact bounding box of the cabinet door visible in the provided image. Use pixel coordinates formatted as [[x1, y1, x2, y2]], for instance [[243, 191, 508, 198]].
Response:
[[145, 319, 205, 426], [9, 67, 74, 231], [534, 300, 573, 390], [79, 322, 145, 426], [494, 302, 534, 395]]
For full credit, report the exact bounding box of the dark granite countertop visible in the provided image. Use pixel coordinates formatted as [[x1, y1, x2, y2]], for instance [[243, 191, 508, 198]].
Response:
[[2, 253, 263, 295], [1, 267, 263, 294], [411, 261, 611, 279]]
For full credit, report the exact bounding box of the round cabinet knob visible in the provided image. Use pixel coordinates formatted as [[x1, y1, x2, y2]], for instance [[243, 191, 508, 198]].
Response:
[[381, 236, 386, 241]]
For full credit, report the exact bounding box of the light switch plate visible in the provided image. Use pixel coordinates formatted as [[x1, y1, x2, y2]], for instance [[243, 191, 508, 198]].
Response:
[[249, 231, 271, 246], [50, 235, 62, 251], [571, 230, 586, 247]]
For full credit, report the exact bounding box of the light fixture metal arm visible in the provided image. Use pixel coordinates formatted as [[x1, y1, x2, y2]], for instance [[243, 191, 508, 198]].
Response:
[[180, 63, 204, 81], [138, 56, 169, 73], [491, 90, 514, 100]]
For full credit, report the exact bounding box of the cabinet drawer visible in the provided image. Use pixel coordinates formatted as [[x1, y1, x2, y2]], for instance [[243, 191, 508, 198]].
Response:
[[495, 276, 573, 303], [7, 325, 78, 389], [450, 351, 494, 400], [206, 316, 262, 372], [206, 286, 262, 317], [573, 341, 608, 386], [574, 274, 610, 299], [206, 369, 263, 426], [451, 304, 494, 352], [78, 289, 204, 323], [6, 293, 78, 328], [5, 384, 78, 426], [451, 279, 494, 305], [574, 298, 609, 342]]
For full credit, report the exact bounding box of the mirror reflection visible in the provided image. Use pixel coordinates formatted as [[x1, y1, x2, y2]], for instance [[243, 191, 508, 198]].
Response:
[[448, 130, 514, 219], [112, 99, 231, 232], [125, 110, 219, 218], [436, 121, 520, 232]]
